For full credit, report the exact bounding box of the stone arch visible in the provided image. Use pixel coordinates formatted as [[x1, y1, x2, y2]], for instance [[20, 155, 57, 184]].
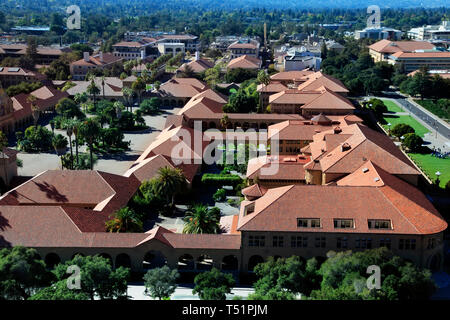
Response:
[[226, 123, 233, 129], [115, 253, 131, 269], [222, 255, 238, 271], [242, 122, 250, 130], [234, 122, 241, 129], [259, 123, 268, 130], [209, 122, 216, 129], [143, 251, 167, 269], [99, 253, 113, 266], [44, 253, 61, 269], [196, 255, 214, 271], [248, 255, 264, 272], [178, 254, 195, 270]]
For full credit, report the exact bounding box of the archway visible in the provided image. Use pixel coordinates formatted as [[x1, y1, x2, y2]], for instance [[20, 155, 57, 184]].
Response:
[[143, 251, 167, 269], [196, 255, 213, 271], [115, 253, 131, 269], [248, 255, 264, 272], [71, 253, 84, 260], [45, 253, 60, 269], [222, 255, 238, 271], [209, 122, 216, 129], [178, 254, 195, 270], [99, 253, 113, 266], [259, 123, 267, 130]]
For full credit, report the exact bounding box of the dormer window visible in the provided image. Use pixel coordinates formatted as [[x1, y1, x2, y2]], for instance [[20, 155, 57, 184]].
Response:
[[334, 219, 354, 229], [368, 219, 391, 229]]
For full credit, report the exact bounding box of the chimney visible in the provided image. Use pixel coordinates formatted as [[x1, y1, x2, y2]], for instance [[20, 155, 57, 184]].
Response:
[[83, 52, 90, 62], [341, 142, 351, 152], [99, 51, 104, 63], [195, 51, 200, 61]]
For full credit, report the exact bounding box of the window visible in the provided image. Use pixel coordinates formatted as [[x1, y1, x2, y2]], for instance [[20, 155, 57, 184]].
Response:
[[336, 237, 348, 249], [297, 219, 308, 228], [311, 219, 321, 228], [315, 237, 326, 248], [379, 238, 391, 249], [355, 238, 372, 249], [368, 219, 391, 229], [297, 218, 321, 228], [334, 219, 354, 229], [399, 239, 416, 250], [291, 236, 308, 248], [249, 235, 265, 247], [273, 236, 284, 248]]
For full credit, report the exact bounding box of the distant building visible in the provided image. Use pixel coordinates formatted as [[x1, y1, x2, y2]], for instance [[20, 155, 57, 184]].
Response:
[[408, 21, 450, 41], [112, 39, 158, 61], [227, 55, 261, 70], [281, 48, 322, 71], [0, 44, 70, 66], [325, 40, 345, 53], [156, 34, 200, 53], [0, 67, 46, 87], [157, 42, 185, 56], [228, 39, 260, 59], [368, 39, 450, 72], [70, 52, 123, 80], [354, 27, 402, 41]]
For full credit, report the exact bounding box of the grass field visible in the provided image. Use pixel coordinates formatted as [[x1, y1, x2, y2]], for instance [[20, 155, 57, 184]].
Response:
[[382, 115, 430, 138], [381, 99, 404, 113], [408, 152, 449, 187]]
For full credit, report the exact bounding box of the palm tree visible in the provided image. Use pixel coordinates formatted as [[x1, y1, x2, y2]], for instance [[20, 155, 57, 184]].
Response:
[[153, 167, 187, 212], [74, 92, 88, 114], [52, 134, 68, 168], [65, 120, 76, 169], [122, 87, 133, 112], [72, 121, 80, 167], [79, 118, 100, 170], [105, 207, 143, 233], [132, 77, 146, 107], [183, 204, 221, 234], [220, 114, 230, 129], [101, 76, 106, 100], [87, 77, 100, 109]]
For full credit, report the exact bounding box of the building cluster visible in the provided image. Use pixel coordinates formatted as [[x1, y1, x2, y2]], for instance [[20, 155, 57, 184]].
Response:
[[0, 64, 446, 274], [368, 39, 450, 73]]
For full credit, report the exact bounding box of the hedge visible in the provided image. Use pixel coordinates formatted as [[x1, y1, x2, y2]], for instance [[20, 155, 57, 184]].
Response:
[[201, 174, 243, 187]]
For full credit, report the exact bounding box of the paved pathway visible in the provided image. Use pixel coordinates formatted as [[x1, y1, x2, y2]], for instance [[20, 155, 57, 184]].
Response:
[[17, 107, 180, 177]]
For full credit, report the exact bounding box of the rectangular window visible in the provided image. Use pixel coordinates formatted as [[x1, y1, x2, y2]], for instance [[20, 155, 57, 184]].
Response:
[[315, 237, 326, 248], [297, 219, 308, 228], [334, 219, 354, 229], [249, 235, 265, 247], [310, 219, 321, 228], [291, 236, 308, 248], [273, 236, 284, 248], [380, 238, 391, 249], [368, 219, 391, 229], [337, 237, 348, 249], [399, 239, 416, 250]]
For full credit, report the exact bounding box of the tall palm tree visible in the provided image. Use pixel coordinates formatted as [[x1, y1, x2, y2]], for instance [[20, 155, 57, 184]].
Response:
[[87, 77, 100, 109], [65, 120, 75, 169], [122, 87, 133, 112], [257, 70, 270, 113], [131, 77, 146, 108], [101, 76, 106, 100], [72, 121, 80, 167], [183, 204, 221, 234], [153, 167, 186, 211], [79, 118, 100, 170], [27, 95, 39, 127]]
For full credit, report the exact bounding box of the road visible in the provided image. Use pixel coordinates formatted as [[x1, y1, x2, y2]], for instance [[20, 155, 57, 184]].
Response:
[[394, 98, 450, 141], [127, 284, 254, 300]]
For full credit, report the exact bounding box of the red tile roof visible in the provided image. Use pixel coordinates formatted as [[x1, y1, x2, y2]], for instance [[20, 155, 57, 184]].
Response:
[[368, 40, 435, 54], [227, 55, 261, 70]]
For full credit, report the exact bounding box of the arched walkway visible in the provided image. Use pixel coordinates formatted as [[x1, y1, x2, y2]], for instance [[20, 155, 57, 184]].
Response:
[[222, 255, 238, 271], [44, 253, 61, 269], [196, 255, 213, 271], [178, 254, 195, 270], [115, 253, 131, 269], [248, 255, 264, 272], [99, 253, 113, 266], [143, 251, 167, 269]]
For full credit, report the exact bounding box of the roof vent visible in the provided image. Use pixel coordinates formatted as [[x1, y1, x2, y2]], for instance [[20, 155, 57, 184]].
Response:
[[334, 126, 342, 134], [362, 167, 369, 173], [374, 177, 380, 182], [341, 142, 351, 152]]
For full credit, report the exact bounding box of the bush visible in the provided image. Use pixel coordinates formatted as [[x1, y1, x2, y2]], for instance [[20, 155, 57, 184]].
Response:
[[391, 123, 415, 138], [365, 98, 387, 116], [140, 98, 161, 115], [201, 174, 243, 187], [18, 125, 53, 152], [402, 133, 423, 152], [213, 188, 226, 202]]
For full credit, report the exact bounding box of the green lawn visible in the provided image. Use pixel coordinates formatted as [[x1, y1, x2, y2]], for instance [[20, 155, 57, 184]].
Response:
[[382, 115, 430, 138], [408, 152, 450, 187], [381, 99, 404, 113]]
